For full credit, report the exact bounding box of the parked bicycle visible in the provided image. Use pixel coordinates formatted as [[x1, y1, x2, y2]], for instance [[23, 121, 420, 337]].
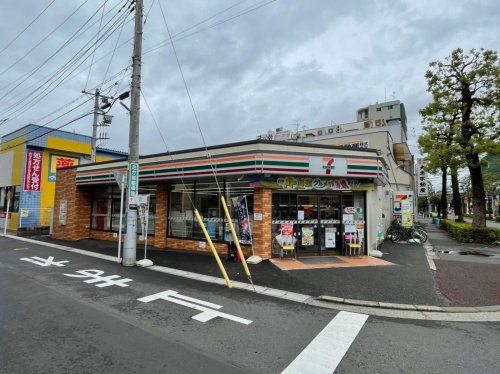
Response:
[[386, 219, 428, 243]]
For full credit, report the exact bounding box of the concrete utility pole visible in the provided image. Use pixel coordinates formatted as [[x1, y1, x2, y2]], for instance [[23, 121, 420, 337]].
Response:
[[123, 0, 143, 267], [91, 88, 100, 163]]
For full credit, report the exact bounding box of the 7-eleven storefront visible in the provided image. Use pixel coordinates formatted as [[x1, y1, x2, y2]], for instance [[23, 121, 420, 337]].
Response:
[[52, 140, 389, 259]]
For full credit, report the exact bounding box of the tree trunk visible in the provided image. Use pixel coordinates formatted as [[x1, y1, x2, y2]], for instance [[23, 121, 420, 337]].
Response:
[[467, 153, 487, 227], [440, 167, 448, 219], [450, 171, 463, 222]]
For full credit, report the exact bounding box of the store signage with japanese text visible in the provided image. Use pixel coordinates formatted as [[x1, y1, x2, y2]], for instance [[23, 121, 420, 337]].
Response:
[[416, 158, 428, 196], [48, 154, 79, 182], [24, 149, 43, 191]]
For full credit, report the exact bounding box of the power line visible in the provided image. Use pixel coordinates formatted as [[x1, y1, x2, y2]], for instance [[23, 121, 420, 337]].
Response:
[[0, 0, 90, 79], [0, 0, 56, 57], [85, 0, 109, 91], [0, 8, 132, 123], [158, 1, 222, 193], [144, 0, 278, 55]]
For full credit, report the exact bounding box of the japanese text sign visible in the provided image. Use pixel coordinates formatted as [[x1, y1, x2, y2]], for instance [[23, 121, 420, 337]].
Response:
[[24, 149, 43, 191]]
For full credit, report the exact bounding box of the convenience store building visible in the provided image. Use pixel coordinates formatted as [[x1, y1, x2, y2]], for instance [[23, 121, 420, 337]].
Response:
[[52, 140, 390, 259]]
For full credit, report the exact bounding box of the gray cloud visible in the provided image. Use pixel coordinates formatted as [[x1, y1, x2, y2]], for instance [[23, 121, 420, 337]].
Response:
[[0, 0, 499, 159]]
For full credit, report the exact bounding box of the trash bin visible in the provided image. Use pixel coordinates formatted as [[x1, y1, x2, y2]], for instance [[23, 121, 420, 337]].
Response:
[[433, 217, 441, 225]]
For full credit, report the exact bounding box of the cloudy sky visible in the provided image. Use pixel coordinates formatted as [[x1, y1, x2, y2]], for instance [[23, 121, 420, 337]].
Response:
[[0, 0, 499, 178]]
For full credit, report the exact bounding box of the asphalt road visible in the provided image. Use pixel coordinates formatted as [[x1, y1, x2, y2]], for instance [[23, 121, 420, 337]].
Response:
[[1, 236, 499, 373]]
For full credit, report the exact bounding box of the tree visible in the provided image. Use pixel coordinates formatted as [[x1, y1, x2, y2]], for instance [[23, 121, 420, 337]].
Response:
[[423, 48, 500, 227], [419, 99, 464, 220]]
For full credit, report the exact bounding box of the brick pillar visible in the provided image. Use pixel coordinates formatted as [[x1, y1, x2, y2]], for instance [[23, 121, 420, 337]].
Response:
[[153, 182, 168, 248], [252, 188, 272, 259], [52, 168, 91, 241]]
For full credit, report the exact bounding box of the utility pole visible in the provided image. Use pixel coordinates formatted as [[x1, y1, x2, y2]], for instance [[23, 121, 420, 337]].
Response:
[[123, 0, 143, 267], [91, 88, 100, 163]]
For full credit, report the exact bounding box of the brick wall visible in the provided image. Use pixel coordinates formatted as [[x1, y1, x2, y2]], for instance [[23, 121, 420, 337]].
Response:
[[252, 188, 273, 259], [52, 168, 91, 241]]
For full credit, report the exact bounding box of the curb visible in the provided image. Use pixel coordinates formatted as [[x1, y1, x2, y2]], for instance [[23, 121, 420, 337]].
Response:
[[4, 235, 500, 316], [317, 295, 500, 313]]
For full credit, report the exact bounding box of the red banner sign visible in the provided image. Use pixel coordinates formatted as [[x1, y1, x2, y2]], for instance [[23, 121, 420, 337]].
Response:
[[24, 149, 43, 191]]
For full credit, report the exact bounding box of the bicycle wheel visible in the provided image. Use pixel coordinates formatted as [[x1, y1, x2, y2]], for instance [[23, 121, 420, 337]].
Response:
[[412, 229, 428, 243]]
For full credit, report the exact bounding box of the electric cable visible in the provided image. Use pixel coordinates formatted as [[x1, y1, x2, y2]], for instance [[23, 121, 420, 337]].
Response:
[[158, 1, 222, 194], [144, 0, 278, 55], [0, 9, 132, 123], [85, 0, 109, 91], [0, 0, 56, 56]]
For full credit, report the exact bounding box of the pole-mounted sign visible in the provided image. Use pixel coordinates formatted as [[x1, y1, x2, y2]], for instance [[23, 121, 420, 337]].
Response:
[[128, 163, 139, 206]]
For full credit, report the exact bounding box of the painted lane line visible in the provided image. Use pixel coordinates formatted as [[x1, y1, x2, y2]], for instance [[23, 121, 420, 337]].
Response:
[[63, 269, 133, 288], [138, 290, 252, 325], [282, 311, 368, 374], [20, 256, 69, 267]]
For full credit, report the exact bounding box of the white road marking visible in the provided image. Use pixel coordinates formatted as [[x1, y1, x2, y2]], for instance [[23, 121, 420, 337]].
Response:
[[282, 311, 368, 374], [63, 269, 132, 288], [13, 247, 29, 251], [138, 290, 252, 325], [20, 256, 69, 267], [423, 240, 437, 271]]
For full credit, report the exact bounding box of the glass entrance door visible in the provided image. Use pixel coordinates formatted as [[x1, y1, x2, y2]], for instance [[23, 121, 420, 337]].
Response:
[[319, 195, 341, 252], [297, 194, 318, 254]]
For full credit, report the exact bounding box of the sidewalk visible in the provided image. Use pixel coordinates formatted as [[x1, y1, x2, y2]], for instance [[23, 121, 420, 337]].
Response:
[[423, 218, 500, 307], [34, 235, 449, 307]]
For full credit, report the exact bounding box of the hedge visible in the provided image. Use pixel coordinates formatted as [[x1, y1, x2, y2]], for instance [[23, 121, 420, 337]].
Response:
[[441, 220, 500, 244]]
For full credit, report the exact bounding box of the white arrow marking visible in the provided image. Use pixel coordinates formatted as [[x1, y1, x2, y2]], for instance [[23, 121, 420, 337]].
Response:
[[138, 290, 252, 325]]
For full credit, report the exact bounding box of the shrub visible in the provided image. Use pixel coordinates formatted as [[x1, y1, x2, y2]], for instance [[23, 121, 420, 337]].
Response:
[[496, 217, 500, 223], [441, 219, 500, 244]]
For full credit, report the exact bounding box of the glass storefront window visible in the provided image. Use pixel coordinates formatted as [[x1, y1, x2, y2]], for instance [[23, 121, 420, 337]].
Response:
[[193, 181, 224, 241], [168, 183, 194, 238], [91, 185, 156, 234], [0, 186, 20, 213]]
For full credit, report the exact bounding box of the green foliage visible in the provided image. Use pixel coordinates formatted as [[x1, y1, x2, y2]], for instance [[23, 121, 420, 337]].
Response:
[[441, 219, 500, 243]]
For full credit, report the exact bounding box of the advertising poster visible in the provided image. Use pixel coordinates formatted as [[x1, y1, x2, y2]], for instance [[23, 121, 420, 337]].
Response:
[[24, 149, 43, 191], [325, 226, 336, 248], [231, 195, 252, 244], [301, 226, 314, 246], [280, 223, 294, 246], [402, 212, 413, 227]]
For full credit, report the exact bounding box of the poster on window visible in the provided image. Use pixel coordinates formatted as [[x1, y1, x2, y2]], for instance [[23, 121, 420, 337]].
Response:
[[280, 223, 294, 246], [301, 226, 314, 246], [48, 154, 79, 181], [325, 226, 336, 248], [24, 149, 43, 191], [231, 195, 252, 244]]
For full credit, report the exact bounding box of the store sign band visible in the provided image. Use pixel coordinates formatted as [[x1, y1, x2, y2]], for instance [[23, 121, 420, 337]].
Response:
[[252, 176, 374, 191]]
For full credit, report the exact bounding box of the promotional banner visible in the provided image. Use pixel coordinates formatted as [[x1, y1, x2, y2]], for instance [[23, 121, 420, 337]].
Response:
[[280, 223, 294, 246], [24, 149, 43, 191], [231, 195, 252, 244], [248, 175, 375, 191]]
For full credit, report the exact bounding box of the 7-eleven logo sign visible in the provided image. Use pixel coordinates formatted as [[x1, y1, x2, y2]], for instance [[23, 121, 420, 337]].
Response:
[[322, 157, 335, 174]]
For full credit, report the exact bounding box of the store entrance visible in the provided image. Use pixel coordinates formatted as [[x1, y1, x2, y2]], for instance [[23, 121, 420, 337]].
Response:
[[271, 191, 365, 257], [296, 194, 341, 255]]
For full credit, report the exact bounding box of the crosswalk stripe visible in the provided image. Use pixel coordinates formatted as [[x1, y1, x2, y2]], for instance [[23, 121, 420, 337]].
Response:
[[282, 311, 368, 373]]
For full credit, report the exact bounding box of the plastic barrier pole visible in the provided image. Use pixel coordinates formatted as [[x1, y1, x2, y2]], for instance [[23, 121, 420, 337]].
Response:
[[194, 209, 232, 288], [220, 196, 252, 278]]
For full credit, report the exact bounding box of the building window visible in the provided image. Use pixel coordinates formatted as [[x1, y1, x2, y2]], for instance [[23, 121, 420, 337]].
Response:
[[376, 107, 381, 112], [0, 186, 20, 213], [91, 185, 156, 233], [168, 179, 254, 242], [388, 105, 393, 110], [193, 181, 224, 241]]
